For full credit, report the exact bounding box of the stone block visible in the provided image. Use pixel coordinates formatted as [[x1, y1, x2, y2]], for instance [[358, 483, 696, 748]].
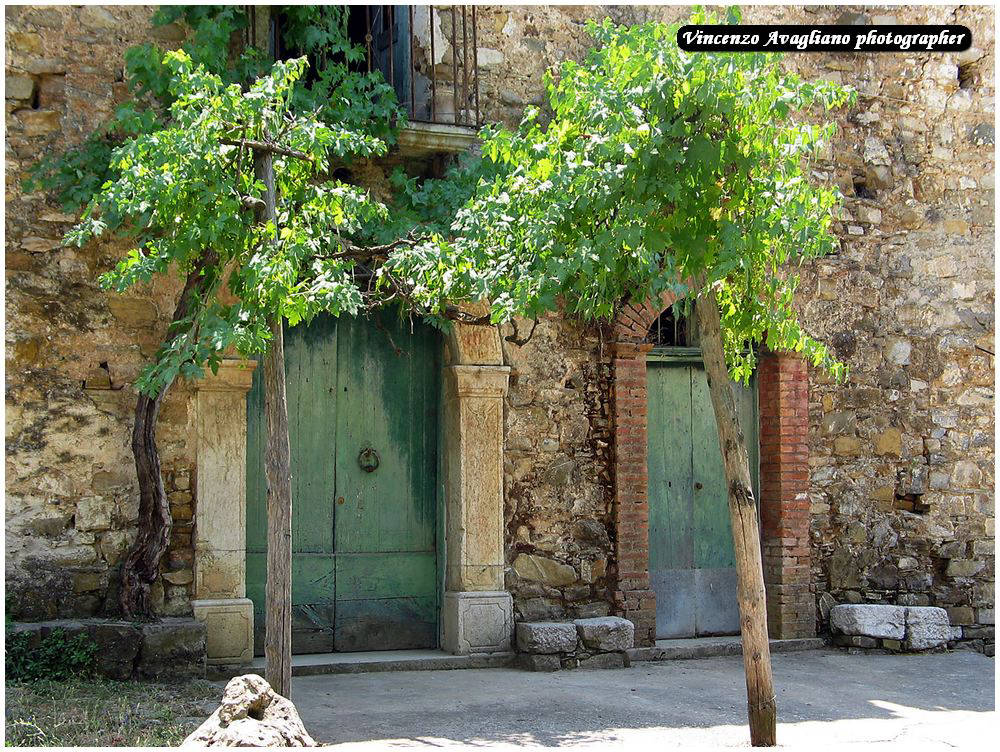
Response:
[[137, 618, 206, 679], [163, 568, 194, 586], [442, 591, 513, 654], [512, 553, 577, 586], [577, 652, 628, 670], [516, 621, 578, 654], [830, 604, 905, 639], [574, 616, 635, 651], [9, 619, 142, 680], [17, 110, 61, 136], [962, 626, 995, 640], [978, 608, 995, 625], [75, 497, 114, 531], [519, 653, 561, 672], [107, 297, 158, 327], [6, 75, 34, 100], [832, 634, 879, 648], [946, 559, 985, 578], [947, 606, 976, 625], [88, 621, 142, 680], [193, 598, 253, 665], [905, 606, 951, 650]]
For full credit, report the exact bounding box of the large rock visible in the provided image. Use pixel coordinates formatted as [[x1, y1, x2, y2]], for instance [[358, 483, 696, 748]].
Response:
[[905, 606, 951, 650], [516, 622, 577, 654], [574, 616, 634, 651], [137, 618, 206, 679], [182, 675, 317, 747], [512, 554, 577, 586], [830, 604, 905, 639]]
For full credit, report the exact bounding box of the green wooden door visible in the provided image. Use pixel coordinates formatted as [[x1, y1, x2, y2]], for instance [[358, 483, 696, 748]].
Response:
[[246, 312, 440, 654], [647, 357, 758, 638]]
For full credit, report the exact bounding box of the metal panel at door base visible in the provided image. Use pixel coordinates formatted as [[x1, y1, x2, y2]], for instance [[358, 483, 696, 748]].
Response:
[[651, 567, 740, 638]]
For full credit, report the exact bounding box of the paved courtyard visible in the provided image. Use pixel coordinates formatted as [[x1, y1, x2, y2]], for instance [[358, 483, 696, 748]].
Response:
[[289, 648, 994, 749]]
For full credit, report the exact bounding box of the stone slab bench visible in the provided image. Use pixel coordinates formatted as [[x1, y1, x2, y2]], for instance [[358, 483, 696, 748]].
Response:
[[515, 616, 634, 671], [8, 617, 206, 680], [830, 604, 960, 652]]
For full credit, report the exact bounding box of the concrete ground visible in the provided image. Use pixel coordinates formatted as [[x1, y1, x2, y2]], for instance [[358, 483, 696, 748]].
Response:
[[290, 648, 995, 750]]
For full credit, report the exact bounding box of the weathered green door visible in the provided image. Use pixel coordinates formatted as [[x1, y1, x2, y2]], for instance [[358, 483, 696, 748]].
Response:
[[646, 357, 759, 638], [246, 312, 440, 654]]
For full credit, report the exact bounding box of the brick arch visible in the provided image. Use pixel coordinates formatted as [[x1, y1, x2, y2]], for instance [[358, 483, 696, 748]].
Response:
[[609, 297, 813, 646]]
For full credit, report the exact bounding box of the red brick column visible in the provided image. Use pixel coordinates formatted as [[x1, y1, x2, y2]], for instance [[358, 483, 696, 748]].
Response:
[[757, 351, 814, 638], [610, 340, 656, 646]]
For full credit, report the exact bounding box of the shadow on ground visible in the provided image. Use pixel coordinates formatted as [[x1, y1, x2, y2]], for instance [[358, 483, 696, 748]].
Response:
[[289, 648, 994, 749]]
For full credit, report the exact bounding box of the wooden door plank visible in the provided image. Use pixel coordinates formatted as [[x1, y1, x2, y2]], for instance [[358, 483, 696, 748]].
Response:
[[647, 363, 694, 571], [691, 366, 735, 571]]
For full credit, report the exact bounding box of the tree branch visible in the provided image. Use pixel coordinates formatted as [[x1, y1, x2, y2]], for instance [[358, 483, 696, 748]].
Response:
[[221, 138, 314, 164]]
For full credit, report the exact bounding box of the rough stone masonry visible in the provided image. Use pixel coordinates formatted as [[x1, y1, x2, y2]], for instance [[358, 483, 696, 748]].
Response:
[[4, 5, 994, 654]]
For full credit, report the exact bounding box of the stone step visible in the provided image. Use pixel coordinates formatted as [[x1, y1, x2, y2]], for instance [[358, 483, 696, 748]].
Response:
[[209, 649, 516, 680], [628, 636, 825, 663]]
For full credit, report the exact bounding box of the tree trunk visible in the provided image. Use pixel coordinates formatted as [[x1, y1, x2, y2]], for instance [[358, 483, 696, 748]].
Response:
[[694, 281, 777, 747], [119, 256, 216, 619], [254, 147, 294, 699]]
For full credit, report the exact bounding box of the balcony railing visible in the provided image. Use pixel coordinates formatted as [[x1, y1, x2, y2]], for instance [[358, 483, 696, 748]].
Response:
[[357, 5, 481, 129]]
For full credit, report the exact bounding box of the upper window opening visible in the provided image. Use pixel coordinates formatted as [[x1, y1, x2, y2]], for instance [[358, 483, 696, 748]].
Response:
[[647, 306, 699, 348], [346, 5, 481, 127]]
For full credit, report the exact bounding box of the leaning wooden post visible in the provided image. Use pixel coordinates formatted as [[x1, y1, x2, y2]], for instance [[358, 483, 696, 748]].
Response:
[[245, 4, 292, 700], [253, 146, 293, 699], [694, 279, 777, 747]]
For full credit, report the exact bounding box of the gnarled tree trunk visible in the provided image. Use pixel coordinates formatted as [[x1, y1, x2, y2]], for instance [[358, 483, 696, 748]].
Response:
[[694, 280, 777, 747], [119, 255, 217, 619]]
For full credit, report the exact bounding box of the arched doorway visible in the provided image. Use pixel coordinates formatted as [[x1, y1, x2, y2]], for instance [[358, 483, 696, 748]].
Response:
[[245, 311, 441, 653], [645, 307, 759, 638]]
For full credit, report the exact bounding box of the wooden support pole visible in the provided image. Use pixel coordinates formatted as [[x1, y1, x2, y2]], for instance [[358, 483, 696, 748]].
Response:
[[254, 146, 293, 700], [694, 280, 777, 747]]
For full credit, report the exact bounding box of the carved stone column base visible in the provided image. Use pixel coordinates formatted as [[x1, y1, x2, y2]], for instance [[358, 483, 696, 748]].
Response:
[[192, 598, 253, 665], [442, 591, 513, 655]]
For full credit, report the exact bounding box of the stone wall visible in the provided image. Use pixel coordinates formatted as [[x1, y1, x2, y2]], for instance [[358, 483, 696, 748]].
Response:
[[5, 5, 994, 648], [5, 5, 197, 619], [501, 314, 616, 623]]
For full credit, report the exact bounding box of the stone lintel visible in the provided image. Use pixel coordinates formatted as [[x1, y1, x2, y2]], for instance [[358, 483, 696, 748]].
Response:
[[397, 121, 478, 157], [442, 591, 513, 655], [193, 358, 257, 392], [192, 598, 254, 665]]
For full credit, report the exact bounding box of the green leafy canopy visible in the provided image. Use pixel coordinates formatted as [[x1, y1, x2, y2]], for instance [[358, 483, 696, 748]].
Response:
[[56, 6, 854, 397], [66, 51, 390, 395], [389, 7, 856, 383]]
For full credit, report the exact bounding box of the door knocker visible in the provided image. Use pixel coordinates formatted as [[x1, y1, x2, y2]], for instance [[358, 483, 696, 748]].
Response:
[[358, 447, 380, 473]]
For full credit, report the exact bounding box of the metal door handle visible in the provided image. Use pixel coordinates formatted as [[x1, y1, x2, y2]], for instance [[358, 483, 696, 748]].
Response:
[[337, 496, 345, 505], [358, 447, 380, 473], [694, 482, 703, 490]]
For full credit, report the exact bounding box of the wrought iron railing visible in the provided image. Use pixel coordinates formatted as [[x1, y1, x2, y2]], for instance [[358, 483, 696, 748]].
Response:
[[359, 5, 481, 128]]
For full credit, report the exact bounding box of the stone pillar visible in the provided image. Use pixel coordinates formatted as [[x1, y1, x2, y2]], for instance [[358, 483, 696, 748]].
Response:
[[758, 352, 814, 638], [191, 359, 257, 665], [441, 364, 514, 654]]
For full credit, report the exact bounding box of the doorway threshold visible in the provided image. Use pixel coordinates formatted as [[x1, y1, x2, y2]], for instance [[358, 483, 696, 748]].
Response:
[[628, 635, 824, 663], [210, 649, 516, 680]]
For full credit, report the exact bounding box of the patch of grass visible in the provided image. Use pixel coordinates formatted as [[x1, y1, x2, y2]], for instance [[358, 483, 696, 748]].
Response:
[[3, 678, 222, 747]]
